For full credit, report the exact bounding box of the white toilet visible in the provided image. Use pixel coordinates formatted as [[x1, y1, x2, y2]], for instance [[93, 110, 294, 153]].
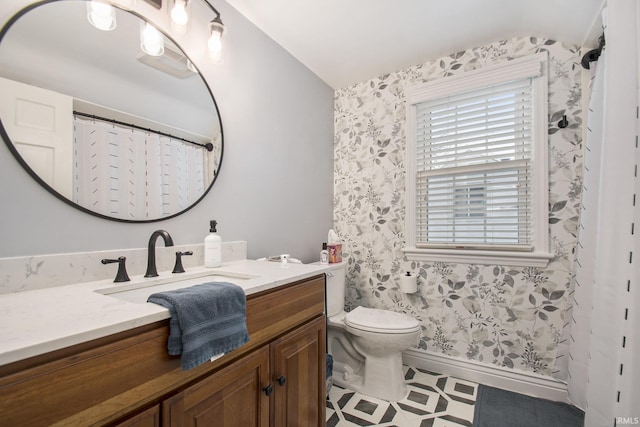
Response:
[[325, 262, 421, 401]]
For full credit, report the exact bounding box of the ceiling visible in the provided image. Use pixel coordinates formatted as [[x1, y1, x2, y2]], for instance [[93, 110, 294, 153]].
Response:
[[226, 0, 605, 89]]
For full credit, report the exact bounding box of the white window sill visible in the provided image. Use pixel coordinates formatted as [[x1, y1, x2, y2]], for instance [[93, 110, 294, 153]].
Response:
[[402, 247, 553, 268]]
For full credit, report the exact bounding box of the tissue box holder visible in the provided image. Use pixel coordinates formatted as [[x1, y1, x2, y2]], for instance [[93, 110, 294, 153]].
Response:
[[328, 244, 342, 263]]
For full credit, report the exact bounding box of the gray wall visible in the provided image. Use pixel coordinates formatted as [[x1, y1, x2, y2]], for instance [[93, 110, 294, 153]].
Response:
[[0, 0, 334, 263]]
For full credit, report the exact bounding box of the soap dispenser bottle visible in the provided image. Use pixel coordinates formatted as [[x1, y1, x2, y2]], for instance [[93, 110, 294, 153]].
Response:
[[204, 220, 222, 268], [320, 242, 329, 264]]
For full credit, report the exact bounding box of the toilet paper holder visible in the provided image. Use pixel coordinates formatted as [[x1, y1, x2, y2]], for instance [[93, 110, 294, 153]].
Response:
[[399, 271, 417, 293]]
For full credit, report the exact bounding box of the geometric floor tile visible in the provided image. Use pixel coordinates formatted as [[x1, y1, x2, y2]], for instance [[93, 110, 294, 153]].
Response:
[[326, 365, 477, 427]]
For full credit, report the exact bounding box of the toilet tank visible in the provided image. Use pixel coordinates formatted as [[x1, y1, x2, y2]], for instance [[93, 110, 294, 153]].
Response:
[[324, 262, 346, 317]]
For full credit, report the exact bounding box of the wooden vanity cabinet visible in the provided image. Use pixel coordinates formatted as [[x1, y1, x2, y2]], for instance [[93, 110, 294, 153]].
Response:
[[0, 274, 326, 427], [164, 316, 325, 427]]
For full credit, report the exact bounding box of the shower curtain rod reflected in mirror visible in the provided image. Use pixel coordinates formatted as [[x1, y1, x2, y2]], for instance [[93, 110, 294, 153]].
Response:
[[73, 111, 214, 152]]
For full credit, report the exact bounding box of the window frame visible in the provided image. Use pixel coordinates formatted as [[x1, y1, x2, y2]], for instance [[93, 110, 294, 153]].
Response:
[[404, 53, 553, 267]]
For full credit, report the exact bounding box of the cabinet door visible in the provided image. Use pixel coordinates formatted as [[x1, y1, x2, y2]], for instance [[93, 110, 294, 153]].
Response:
[[271, 316, 326, 427], [163, 345, 270, 427], [115, 405, 160, 427]]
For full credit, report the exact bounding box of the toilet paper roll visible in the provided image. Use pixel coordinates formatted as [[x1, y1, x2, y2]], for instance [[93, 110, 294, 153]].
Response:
[[399, 274, 417, 293]]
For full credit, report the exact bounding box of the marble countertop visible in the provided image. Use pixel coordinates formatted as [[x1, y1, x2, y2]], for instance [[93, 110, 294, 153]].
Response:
[[0, 259, 337, 367]]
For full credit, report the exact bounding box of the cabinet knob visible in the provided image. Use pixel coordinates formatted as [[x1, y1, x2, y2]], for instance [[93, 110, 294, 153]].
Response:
[[262, 385, 273, 396], [277, 376, 287, 386]]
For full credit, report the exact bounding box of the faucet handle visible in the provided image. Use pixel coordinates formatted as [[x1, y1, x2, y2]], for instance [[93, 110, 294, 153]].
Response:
[[172, 251, 193, 274], [101, 256, 131, 283]]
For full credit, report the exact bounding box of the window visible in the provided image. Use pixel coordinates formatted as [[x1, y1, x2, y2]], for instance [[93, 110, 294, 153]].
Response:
[[404, 53, 553, 267]]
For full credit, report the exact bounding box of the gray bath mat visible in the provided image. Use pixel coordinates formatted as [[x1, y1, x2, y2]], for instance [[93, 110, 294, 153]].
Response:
[[473, 385, 584, 427]]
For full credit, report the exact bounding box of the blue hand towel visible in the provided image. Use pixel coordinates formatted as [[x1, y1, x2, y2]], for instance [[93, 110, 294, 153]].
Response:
[[147, 282, 250, 371]]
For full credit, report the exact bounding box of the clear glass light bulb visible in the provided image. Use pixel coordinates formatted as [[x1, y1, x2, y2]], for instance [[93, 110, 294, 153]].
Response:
[[170, 1, 189, 26], [207, 18, 225, 61], [208, 32, 222, 53], [140, 23, 164, 57], [87, 1, 116, 31]]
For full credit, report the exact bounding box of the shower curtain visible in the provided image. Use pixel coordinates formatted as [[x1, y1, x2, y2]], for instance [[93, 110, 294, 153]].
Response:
[[73, 117, 206, 219], [566, 1, 640, 425]]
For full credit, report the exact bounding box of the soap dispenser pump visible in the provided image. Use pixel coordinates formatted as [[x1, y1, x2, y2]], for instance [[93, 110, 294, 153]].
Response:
[[204, 220, 222, 268]]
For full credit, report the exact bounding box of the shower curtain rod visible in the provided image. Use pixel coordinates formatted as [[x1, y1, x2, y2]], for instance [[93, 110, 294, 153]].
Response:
[[73, 111, 214, 152], [581, 34, 605, 70]]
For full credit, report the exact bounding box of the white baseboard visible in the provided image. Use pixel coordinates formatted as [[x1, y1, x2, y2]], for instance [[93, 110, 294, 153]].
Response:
[[402, 348, 570, 403]]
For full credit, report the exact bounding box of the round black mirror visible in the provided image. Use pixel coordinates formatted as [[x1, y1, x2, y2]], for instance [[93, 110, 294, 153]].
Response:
[[0, 0, 223, 222]]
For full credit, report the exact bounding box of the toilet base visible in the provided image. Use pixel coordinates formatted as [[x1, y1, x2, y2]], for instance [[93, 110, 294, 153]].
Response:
[[331, 352, 409, 401]]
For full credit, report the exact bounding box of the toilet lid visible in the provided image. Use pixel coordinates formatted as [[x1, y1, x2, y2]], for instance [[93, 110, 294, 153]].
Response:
[[344, 306, 420, 333]]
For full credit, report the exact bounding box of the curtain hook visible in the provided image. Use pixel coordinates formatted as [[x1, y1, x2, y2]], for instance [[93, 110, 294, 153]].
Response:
[[557, 115, 568, 129]]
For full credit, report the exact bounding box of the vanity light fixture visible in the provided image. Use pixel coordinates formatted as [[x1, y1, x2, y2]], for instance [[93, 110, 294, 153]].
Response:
[[167, 0, 226, 60], [140, 21, 165, 56], [87, 0, 117, 31]]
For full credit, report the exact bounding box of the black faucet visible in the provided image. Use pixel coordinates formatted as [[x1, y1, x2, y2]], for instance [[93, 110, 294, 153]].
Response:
[[145, 230, 174, 278]]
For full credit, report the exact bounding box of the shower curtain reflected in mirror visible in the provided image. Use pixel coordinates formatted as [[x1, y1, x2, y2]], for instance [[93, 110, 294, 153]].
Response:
[[73, 116, 209, 220]]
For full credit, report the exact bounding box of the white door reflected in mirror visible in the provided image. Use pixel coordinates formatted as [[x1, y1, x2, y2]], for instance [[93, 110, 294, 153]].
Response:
[[0, 77, 73, 199]]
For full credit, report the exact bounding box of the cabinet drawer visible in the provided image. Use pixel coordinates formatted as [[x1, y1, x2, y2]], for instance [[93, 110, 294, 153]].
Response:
[[246, 274, 325, 345]]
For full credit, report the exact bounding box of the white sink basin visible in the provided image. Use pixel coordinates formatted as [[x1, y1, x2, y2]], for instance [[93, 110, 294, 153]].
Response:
[[95, 270, 258, 304]]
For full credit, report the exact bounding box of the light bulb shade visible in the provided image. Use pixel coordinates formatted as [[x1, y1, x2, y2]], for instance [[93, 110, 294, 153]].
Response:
[[208, 18, 225, 55], [87, 1, 117, 31], [140, 22, 164, 57], [170, 0, 190, 27]]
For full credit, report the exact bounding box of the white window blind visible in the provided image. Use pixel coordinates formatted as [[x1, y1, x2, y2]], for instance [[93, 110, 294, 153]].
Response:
[[415, 77, 534, 250]]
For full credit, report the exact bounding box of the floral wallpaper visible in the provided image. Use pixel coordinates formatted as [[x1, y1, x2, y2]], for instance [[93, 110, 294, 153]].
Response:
[[333, 37, 583, 379]]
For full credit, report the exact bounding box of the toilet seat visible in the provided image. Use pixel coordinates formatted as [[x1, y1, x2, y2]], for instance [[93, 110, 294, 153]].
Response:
[[344, 306, 420, 334]]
